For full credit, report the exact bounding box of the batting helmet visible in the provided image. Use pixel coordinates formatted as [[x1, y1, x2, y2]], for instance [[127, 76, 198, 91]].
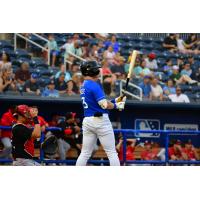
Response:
[[80, 60, 101, 77], [14, 105, 32, 120]]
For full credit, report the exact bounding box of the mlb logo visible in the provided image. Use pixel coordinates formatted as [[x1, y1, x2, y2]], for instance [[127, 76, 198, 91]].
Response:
[[135, 119, 160, 138]]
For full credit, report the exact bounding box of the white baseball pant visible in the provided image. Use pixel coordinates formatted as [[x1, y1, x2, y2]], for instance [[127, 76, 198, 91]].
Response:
[[76, 114, 120, 166]]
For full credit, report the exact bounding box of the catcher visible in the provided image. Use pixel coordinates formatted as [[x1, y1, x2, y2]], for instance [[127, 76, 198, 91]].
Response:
[[12, 105, 41, 166]]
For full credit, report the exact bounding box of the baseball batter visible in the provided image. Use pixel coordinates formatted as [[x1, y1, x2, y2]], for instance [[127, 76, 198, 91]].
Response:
[[76, 60, 126, 166]]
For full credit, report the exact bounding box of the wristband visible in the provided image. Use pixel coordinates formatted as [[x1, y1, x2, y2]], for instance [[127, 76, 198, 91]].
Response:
[[33, 116, 39, 125]]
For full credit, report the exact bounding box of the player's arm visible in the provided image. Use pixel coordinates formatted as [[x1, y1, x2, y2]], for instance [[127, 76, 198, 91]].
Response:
[[30, 108, 41, 139], [93, 83, 126, 110], [116, 139, 123, 152], [98, 98, 126, 110]]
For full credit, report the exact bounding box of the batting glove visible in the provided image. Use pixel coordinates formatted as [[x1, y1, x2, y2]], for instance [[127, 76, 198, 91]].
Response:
[[115, 96, 126, 110]]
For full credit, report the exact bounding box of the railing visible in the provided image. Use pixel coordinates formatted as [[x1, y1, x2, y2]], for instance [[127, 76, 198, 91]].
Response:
[[120, 80, 143, 101], [63, 50, 86, 66], [14, 33, 51, 65], [0, 126, 200, 165]]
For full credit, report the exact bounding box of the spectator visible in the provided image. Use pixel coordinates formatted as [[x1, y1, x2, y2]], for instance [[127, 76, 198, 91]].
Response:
[[23, 73, 40, 95], [183, 140, 199, 161], [110, 57, 126, 79], [116, 138, 136, 161], [0, 67, 16, 93], [71, 33, 79, 42], [139, 76, 151, 98], [139, 59, 153, 77], [31, 106, 49, 133], [61, 40, 83, 68], [104, 35, 120, 53], [141, 141, 158, 160], [55, 64, 71, 82], [97, 41, 105, 56], [176, 34, 200, 54], [82, 41, 90, 59], [45, 34, 59, 67], [181, 62, 192, 77], [163, 59, 173, 77], [15, 62, 31, 92], [102, 59, 112, 76], [168, 140, 188, 160], [188, 55, 198, 71], [150, 77, 163, 101], [163, 33, 178, 52], [0, 52, 12, 74], [42, 80, 59, 98], [163, 79, 176, 96], [170, 65, 197, 85], [177, 56, 184, 68], [144, 53, 158, 70], [103, 45, 116, 66], [89, 44, 99, 60], [95, 33, 109, 41], [67, 73, 83, 95], [0, 106, 16, 159], [185, 34, 200, 51], [54, 72, 67, 94], [168, 86, 190, 103]]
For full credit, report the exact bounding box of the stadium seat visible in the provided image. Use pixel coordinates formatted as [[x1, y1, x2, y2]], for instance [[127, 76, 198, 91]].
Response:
[[0, 40, 13, 49], [140, 36, 153, 44], [0, 48, 16, 58], [15, 49, 31, 59]]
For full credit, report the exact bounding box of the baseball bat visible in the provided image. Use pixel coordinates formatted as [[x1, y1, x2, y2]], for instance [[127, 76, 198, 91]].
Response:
[[125, 50, 138, 91], [117, 50, 138, 102]]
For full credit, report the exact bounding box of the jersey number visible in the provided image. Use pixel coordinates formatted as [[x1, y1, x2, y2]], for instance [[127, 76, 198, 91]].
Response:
[[81, 97, 88, 109]]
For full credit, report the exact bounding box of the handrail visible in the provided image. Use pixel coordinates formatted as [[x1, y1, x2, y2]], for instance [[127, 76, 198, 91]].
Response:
[[32, 33, 49, 43], [0, 127, 200, 165], [63, 50, 86, 67], [14, 33, 51, 65], [120, 80, 142, 101]]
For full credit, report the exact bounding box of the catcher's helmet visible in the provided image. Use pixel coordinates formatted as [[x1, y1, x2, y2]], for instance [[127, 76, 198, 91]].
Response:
[[80, 60, 101, 77], [13, 105, 32, 120]]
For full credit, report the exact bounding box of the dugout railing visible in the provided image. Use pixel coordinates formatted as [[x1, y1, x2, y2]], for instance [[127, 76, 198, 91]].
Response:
[[0, 126, 200, 165]]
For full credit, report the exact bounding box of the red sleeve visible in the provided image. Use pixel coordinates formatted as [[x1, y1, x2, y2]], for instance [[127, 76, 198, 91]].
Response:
[[64, 128, 73, 135], [141, 151, 147, 160], [168, 148, 174, 158], [1, 113, 13, 126], [38, 116, 48, 126]]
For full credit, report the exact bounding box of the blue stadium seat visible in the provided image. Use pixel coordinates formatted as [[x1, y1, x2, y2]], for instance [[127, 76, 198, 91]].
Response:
[[152, 37, 164, 44], [140, 49, 151, 55], [35, 63, 49, 69], [140, 36, 153, 44], [0, 40, 13, 49], [179, 85, 192, 92], [0, 49, 16, 58], [144, 43, 154, 50], [39, 69, 54, 76], [29, 34, 46, 46], [15, 49, 31, 59]]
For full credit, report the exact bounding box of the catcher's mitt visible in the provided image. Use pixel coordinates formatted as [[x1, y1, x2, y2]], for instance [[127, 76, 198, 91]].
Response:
[[41, 135, 58, 156]]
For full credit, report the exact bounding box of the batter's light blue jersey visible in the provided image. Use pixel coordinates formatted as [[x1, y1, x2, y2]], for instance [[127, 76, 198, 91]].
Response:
[[80, 80, 108, 117]]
